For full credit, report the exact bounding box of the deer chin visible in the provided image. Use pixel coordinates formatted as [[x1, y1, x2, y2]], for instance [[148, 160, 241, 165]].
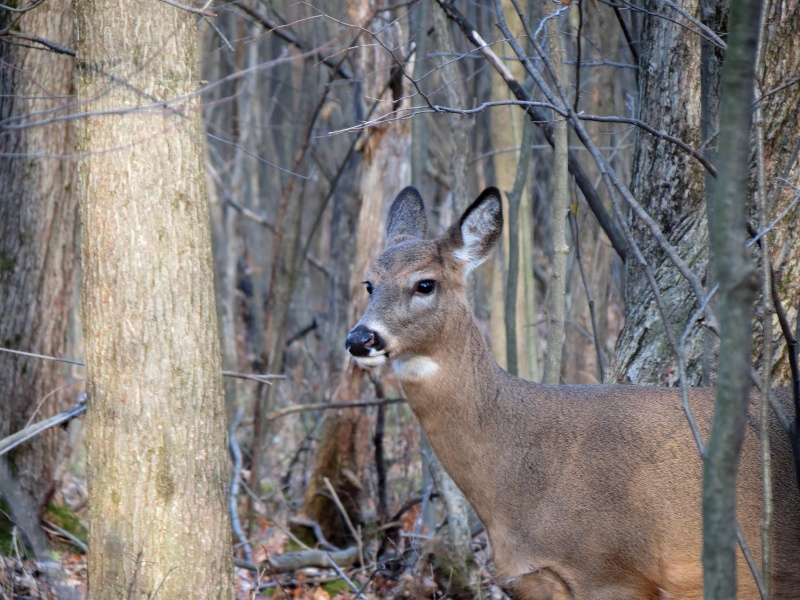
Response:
[[352, 353, 389, 368]]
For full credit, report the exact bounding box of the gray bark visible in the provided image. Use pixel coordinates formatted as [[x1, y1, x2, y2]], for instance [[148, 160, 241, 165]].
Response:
[[0, 0, 79, 504], [609, 0, 710, 386]]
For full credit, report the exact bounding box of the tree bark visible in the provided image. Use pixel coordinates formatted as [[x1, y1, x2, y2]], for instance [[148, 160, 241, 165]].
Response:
[[702, 0, 762, 592], [0, 0, 79, 505], [609, 0, 710, 386], [612, 0, 799, 389], [74, 3, 234, 597]]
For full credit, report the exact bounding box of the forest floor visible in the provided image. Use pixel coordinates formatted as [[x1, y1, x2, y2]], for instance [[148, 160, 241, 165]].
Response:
[[1, 412, 507, 600]]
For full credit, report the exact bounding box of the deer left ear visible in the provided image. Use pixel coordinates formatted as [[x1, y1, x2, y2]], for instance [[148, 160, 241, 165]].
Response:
[[445, 187, 503, 273], [386, 187, 428, 247]]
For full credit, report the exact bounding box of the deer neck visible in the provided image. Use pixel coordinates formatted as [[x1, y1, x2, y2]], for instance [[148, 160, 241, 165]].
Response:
[[394, 309, 520, 526]]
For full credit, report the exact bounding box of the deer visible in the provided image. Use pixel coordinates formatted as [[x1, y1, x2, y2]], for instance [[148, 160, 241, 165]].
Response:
[[346, 186, 800, 599]]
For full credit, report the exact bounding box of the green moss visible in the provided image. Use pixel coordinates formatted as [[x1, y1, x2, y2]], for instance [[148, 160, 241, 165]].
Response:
[[0, 501, 16, 555], [321, 579, 349, 596], [43, 502, 88, 546], [0, 250, 15, 276], [156, 445, 175, 501]]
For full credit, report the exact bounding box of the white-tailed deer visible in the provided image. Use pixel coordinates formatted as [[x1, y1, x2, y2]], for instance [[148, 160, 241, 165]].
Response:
[[346, 186, 800, 599]]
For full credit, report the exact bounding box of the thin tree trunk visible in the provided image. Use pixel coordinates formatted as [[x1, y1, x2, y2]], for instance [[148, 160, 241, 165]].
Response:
[[74, 3, 234, 596], [490, 0, 537, 378], [702, 0, 762, 592], [542, 12, 569, 385], [0, 0, 78, 506]]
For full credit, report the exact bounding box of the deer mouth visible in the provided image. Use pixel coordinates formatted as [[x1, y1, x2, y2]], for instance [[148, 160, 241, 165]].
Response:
[[352, 352, 390, 368]]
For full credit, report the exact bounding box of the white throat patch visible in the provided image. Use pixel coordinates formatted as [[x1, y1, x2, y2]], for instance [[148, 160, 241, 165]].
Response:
[[394, 355, 439, 380]]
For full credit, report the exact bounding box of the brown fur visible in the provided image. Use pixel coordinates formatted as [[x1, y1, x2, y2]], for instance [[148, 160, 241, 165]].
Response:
[[349, 187, 800, 599]]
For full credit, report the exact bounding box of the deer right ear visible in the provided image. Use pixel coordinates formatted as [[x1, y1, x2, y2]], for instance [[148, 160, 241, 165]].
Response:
[[448, 187, 503, 273], [386, 186, 428, 247]]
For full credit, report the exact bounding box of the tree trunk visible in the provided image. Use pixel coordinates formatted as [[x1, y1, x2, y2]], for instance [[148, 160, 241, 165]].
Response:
[[609, 0, 709, 386], [74, 3, 234, 597], [612, 0, 799, 388], [756, 0, 800, 384], [0, 0, 79, 505]]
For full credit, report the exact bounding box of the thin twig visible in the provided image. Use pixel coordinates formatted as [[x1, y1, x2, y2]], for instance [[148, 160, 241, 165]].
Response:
[[0, 346, 283, 383], [267, 397, 405, 421], [569, 211, 607, 382], [157, 0, 216, 18], [0, 31, 75, 56], [229, 408, 252, 563], [323, 477, 364, 567], [288, 518, 340, 552], [0, 346, 83, 365], [42, 520, 87, 554], [232, 1, 353, 80], [222, 370, 286, 383]]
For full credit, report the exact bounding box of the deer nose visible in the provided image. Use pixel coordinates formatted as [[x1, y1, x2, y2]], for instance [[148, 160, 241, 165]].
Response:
[[346, 325, 384, 357]]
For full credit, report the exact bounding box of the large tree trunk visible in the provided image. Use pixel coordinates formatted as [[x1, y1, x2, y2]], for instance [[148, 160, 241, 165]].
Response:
[[611, 0, 799, 387], [757, 0, 800, 384], [609, 0, 709, 386], [74, 3, 234, 597], [0, 0, 79, 505]]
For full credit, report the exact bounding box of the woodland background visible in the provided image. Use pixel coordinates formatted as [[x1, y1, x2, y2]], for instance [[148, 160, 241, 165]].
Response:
[[0, 0, 799, 597]]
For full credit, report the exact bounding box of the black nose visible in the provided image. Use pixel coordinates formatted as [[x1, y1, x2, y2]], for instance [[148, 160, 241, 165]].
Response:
[[346, 325, 384, 357]]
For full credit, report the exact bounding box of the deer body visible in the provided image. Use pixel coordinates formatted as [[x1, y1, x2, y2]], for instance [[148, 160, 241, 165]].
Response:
[[346, 187, 800, 599]]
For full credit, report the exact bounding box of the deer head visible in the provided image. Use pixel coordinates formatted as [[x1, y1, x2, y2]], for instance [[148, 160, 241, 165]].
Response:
[[346, 186, 502, 375]]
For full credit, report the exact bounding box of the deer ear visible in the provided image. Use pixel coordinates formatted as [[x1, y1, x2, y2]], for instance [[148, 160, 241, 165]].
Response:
[[447, 187, 503, 273], [386, 186, 428, 247]]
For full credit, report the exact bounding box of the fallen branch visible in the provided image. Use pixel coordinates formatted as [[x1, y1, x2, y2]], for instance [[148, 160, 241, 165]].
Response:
[[233, 546, 359, 574]]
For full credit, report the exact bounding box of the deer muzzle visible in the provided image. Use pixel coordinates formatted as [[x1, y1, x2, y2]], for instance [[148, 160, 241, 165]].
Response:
[[346, 324, 385, 357]]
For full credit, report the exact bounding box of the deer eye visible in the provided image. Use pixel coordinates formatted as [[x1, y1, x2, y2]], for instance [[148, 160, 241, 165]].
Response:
[[415, 280, 436, 295], [364, 281, 373, 295]]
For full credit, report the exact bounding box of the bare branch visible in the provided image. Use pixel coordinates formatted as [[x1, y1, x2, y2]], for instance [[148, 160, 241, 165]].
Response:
[[157, 0, 216, 18], [0, 30, 75, 55], [435, 0, 630, 263], [0, 397, 87, 457], [267, 397, 405, 421]]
